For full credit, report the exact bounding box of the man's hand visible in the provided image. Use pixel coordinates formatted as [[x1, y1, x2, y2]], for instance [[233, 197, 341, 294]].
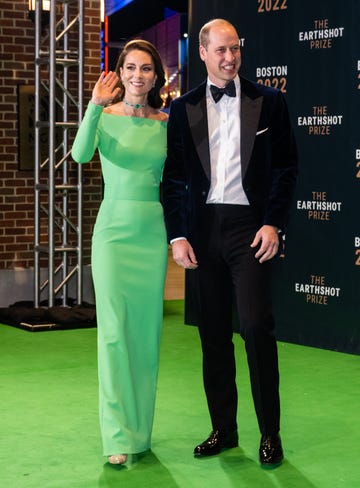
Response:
[[250, 225, 279, 263], [171, 239, 198, 269]]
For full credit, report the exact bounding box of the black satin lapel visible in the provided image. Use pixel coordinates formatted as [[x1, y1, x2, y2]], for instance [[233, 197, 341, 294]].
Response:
[[186, 98, 211, 180], [241, 94, 263, 177]]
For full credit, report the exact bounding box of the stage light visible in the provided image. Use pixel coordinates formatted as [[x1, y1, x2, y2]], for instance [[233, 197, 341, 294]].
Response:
[[28, 0, 50, 25]]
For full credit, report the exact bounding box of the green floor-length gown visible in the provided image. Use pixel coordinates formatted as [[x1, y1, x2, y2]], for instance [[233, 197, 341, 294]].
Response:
[[71, 102, 168, 455]]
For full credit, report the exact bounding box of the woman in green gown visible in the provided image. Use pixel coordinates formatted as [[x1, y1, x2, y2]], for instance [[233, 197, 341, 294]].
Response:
[[71, 40, 168, 465]]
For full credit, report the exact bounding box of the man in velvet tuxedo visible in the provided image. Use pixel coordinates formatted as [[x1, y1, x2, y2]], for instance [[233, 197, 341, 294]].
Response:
[[162, 18, 298, 468]]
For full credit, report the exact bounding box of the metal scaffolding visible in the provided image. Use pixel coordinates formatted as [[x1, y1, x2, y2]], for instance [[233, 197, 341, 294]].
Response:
[[33, 0, 84, 307]]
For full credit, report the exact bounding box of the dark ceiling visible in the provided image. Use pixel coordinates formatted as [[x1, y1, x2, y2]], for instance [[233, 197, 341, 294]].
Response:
[[108, 0, 188, 41]]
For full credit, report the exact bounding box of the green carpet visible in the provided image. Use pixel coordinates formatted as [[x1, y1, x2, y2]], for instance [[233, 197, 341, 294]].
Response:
[[0, 300, 359, 488]]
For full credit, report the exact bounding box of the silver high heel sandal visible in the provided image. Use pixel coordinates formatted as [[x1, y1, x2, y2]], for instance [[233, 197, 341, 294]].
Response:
[[108, 454, 128, 464]]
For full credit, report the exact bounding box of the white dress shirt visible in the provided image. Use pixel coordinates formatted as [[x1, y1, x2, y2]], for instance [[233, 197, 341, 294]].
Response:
[[206, 76, 249, 205]]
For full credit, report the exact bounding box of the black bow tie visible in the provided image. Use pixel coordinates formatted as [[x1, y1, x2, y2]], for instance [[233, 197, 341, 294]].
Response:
[[210, 80, 236, 103]]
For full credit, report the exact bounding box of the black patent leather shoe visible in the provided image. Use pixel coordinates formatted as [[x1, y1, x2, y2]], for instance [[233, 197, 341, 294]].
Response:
[[259, 434, 284, 468], [194, 429, 238, 457]]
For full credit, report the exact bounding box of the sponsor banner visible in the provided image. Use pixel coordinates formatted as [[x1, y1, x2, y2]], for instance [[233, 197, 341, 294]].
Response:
[[186, 0, 359, 353]]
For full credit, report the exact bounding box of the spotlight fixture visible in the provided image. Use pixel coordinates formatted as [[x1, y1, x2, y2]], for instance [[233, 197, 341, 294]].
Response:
[[28, 0, 50, 25]]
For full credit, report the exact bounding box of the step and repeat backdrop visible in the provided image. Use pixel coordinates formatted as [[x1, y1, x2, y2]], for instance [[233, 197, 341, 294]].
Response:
[[185, 0, 359, 354]]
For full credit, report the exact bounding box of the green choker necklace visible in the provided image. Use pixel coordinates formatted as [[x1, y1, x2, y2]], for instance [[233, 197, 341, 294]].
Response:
[[123, 99, 147, 109]]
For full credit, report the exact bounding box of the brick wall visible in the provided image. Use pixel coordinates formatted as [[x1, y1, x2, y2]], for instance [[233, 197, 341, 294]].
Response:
[[0, 0, 102, 270]]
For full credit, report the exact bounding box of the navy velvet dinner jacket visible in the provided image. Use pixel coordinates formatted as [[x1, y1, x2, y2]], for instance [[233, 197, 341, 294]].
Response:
[[162, 76, 298, 248]]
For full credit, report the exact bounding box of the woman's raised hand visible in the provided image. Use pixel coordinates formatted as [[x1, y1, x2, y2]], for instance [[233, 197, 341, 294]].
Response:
[[91, 71, 121, 106]]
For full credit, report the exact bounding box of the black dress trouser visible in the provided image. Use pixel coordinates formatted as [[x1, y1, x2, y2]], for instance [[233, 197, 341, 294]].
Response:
[[195, 204, 280, 436]]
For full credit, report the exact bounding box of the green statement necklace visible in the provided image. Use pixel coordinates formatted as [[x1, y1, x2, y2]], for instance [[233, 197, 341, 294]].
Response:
[[123, 99, 147, 110]]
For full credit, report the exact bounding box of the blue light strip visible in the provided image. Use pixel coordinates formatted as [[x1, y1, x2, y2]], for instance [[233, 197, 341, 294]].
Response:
[[105, 0, 136, 17]]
